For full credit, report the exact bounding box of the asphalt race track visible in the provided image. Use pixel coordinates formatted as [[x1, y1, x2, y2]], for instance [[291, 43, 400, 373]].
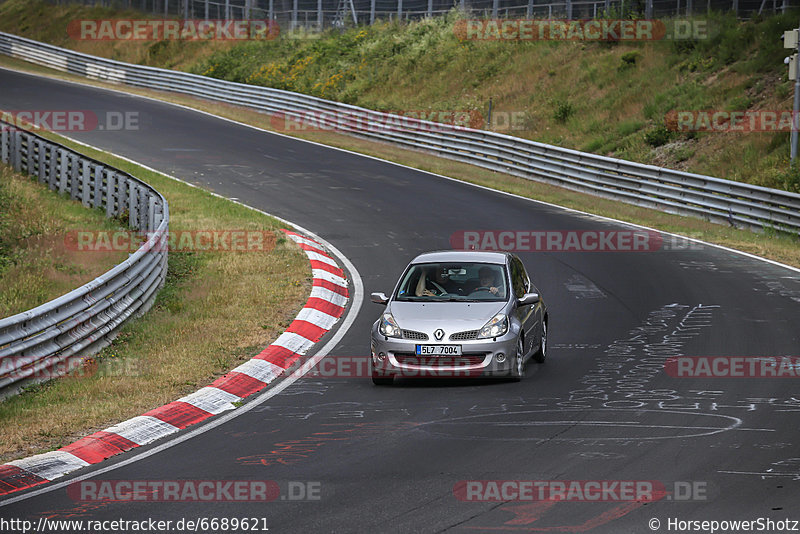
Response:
[[2, 66, 800, 532]]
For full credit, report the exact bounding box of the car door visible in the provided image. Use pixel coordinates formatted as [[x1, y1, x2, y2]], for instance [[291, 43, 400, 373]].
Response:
[[510, 255, 537, 355]]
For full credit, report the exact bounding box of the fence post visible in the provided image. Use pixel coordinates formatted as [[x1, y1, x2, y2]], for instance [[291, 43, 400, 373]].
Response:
[[293, 0, 298, 30], [371, 0, 376, 23], [527, 0, 533, 17], [428, 0, 433, 17], [269, 0, 273, 21], [492, 0, 498, 17], [318, 0, 323, 29], [732, 0, 738, 15], [687, 0, 692, 15], [107, 172, 117, 218], [37, 139, 47, 184], [205, 0, 208, 19], [398, 0, 403, 22], [646, 0, 653, 18], [12, 130, 21, 173], [566, 0, 572, 19]]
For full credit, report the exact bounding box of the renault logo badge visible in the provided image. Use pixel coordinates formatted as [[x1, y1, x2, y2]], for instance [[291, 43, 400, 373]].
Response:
[[434, 329, 444, 341]]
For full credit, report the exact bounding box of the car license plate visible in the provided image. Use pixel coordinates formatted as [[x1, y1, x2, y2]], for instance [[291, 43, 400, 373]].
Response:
[[416, 345, 462, 356]]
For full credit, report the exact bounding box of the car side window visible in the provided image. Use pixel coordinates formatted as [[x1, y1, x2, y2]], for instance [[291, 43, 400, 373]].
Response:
[[510, 257, 526, 299]]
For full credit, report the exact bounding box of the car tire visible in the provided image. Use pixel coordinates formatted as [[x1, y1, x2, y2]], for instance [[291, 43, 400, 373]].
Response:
[[532, 320, 547, 363], [372, 376, 393, 385], [511, 336, 525, 381]]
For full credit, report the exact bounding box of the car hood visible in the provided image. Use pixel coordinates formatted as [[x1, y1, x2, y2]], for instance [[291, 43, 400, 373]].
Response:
[[388, 301, 506, 334]]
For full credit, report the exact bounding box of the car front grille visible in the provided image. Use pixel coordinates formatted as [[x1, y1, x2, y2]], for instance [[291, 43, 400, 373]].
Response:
[[402, 330, 428, 340], [449, 329, 479, 341], [394, 354, 486, 367]]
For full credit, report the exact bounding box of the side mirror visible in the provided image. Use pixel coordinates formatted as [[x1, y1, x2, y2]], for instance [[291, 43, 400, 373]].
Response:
[[370, 292, 389, 305], [517, 292, 540, 306]]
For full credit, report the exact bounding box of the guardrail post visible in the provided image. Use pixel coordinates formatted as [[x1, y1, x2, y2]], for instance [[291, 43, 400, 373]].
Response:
[[12, 130, 22, 172], [149, 196, 157, 231], [0, 126, 8, 165], [106, 172, 117, 218], [93, 164, 104, 208], [81, 160, 91, 207], [48, 145, 58, 190], [37, 139, 47, 184]]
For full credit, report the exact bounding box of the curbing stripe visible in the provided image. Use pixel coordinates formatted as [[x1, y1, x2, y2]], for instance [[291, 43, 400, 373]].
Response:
[[59, 432, 139, 465], [7, 452, 89, 482], [313, 278, 349, 296], [178, 387, 240, 415], [286, 320, 329, 343], [0, 465, 47, 494], [295, 307, 340, 331], [312, 268, 348, 288], [0, 228, 350, 497], [310, 286, 349, 307], [309, 259, 345, 278], [104, 416, 181, 447], [231, 359, 283, 383], [144, 402, 214, 430], [210, 371, 269, 398]]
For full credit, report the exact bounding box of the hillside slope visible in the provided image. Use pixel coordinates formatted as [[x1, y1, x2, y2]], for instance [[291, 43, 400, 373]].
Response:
[[0, 0, 798, 191]]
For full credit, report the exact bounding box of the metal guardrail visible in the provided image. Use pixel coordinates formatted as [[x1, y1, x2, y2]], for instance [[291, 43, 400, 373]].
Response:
[[0, 118, 169, 399], [1, 30, 799, 235]]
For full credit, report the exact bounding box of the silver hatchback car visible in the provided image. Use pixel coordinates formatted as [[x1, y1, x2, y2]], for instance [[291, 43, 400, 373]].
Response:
[[370, 251, 548, 384]]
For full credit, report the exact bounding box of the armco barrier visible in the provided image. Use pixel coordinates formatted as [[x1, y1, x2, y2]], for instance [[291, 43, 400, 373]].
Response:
[[1, 31, 799, 235], [0, 119, 169, 399]]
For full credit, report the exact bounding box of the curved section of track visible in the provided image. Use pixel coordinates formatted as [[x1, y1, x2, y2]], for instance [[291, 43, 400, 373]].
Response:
[[1, 67, 799, 532]]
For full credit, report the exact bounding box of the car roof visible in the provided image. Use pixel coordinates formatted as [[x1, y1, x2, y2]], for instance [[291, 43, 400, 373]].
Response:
[[410, 250, 510, 265]]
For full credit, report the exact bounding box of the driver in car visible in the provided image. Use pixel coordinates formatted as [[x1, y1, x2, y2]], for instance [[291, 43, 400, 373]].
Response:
[[415, 266, 456, 296], [475, 266, 500, 295]]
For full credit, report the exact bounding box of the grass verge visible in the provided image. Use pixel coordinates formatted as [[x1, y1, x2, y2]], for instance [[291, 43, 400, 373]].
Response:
[[0, 164, 127, 318], [0, 128, 310, 463]]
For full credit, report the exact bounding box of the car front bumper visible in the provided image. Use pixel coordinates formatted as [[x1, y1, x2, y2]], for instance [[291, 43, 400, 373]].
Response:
[[370, 326, 519, 379]]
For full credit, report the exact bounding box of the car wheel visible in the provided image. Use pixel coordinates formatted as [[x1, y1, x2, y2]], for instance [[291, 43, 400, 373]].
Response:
[[511, 336, 525, 381], [533, 321, 547, 363], [372, 375, 393, 385]]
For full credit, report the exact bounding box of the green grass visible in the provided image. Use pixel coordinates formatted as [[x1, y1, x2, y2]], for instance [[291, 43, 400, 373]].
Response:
[[0, 164, 128, 317], [0, 134, 310, 463]]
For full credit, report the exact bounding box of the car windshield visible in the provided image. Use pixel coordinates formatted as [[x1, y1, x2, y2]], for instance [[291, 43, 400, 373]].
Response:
[[395, 262, 508, 302]]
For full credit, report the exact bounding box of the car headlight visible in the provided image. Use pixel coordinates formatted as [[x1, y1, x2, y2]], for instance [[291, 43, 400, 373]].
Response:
[[478, 313, 508, 339], [379, 313, 402, 338]]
